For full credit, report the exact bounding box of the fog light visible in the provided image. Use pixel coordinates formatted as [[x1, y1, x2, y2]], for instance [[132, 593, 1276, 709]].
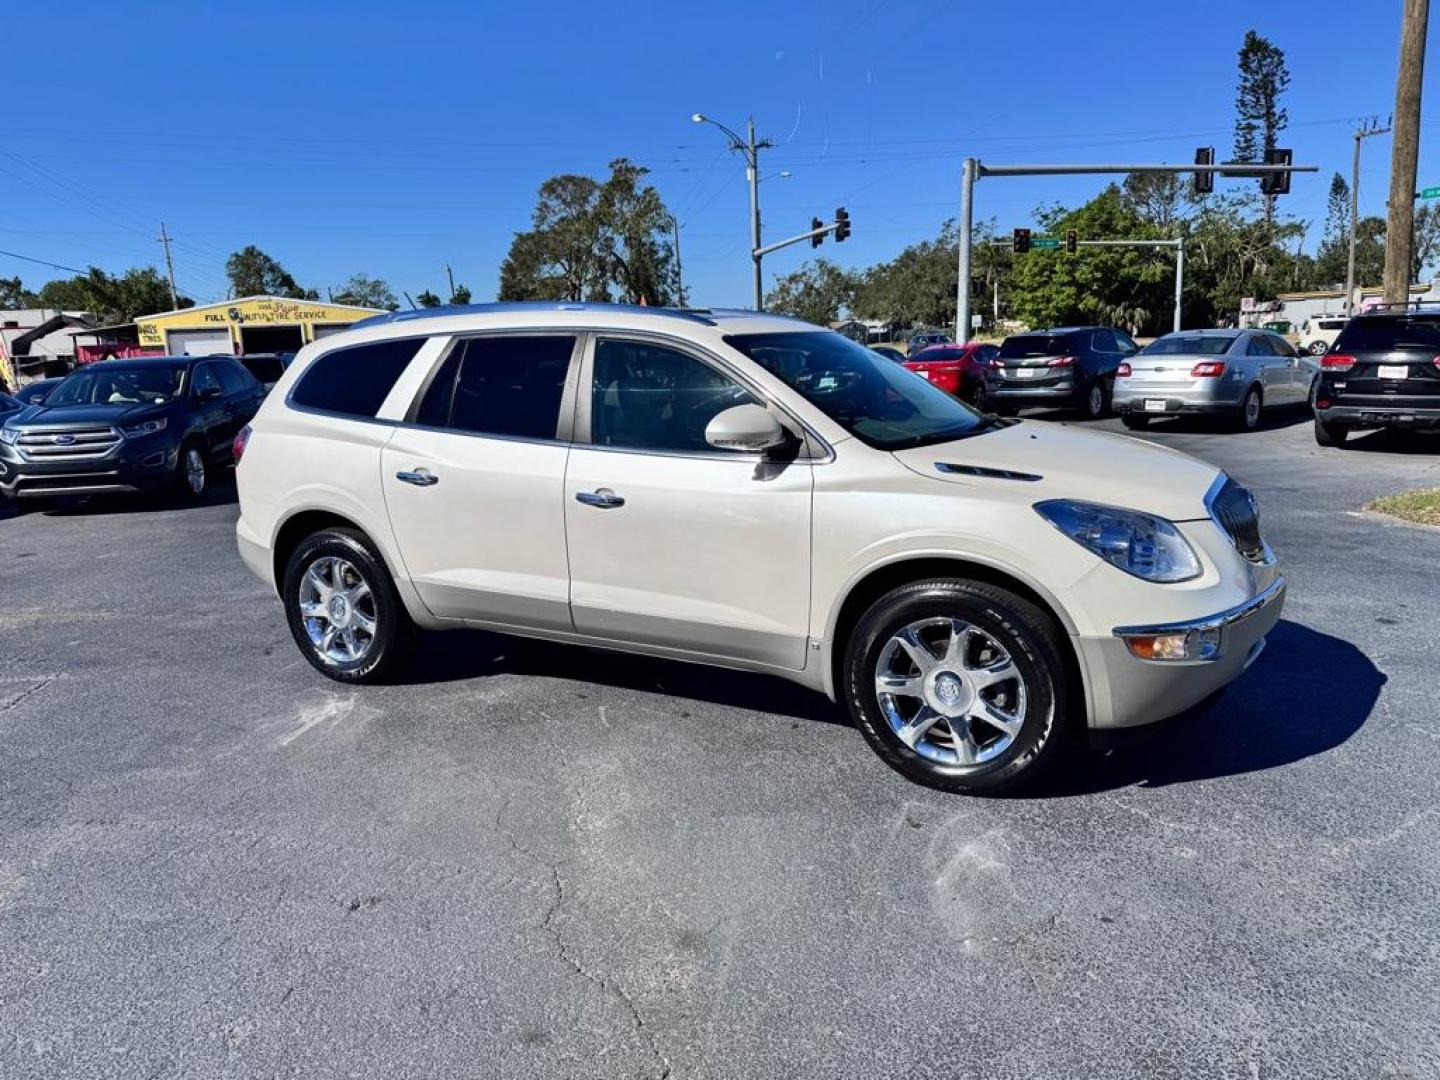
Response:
[[1122, 626, 1222, 661]]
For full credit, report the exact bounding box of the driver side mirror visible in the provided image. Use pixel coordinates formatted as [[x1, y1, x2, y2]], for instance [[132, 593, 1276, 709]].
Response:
[[705, 403, 788, 453]]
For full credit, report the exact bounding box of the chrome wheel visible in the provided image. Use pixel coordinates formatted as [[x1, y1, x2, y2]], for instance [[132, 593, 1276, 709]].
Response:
[[1243, 389, 1262, 428], [185, 447, 206, 495], [297, 556, 378, 665], [874, 617, 1028, 767], [1085, 383, 1105, 418]]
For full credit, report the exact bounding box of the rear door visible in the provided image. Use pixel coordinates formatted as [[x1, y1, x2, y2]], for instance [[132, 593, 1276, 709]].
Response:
[[380, 333, 579, 630], [563, 335, 813, 671], [188, 362, 230, 458], [1331, 314, 1440, 408], [1243, 333, 1291, 402]]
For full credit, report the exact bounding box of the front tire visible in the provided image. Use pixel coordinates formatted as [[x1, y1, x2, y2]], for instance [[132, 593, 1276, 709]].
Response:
[[843, 579, 1073, 795], [174, 442, 207, 500], [1314, 417, 1349, 447], [282, 527, 414, 683]]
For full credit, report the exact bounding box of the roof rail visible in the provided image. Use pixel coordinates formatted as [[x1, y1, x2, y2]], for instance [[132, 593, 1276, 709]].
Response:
[[1359, 298, 1440, 312], [348, 301, 718, 331]]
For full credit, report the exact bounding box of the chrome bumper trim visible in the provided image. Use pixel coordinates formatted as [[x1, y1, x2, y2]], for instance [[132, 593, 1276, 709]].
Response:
[[1112, 576, 1286, 639]]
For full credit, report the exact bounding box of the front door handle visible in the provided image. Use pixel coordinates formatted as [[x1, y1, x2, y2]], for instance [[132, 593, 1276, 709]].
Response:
[[575, 488, 624, 509], [397, 468, 439, 487]]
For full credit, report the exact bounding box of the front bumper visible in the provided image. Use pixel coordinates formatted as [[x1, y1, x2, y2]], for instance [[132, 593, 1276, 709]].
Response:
[[0, 437, 179, 498], [1075, 576, 1286, 729], [1315, 403, 1440, 429]]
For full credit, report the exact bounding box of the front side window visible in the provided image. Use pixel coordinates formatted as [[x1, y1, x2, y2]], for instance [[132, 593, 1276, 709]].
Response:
[[414, 335, 574, 439], [45, 363, 187, 407], [192, 364, 222, 396], [725, 330, 990, 451], [290, 338, 426, 418], [590, 339, 757, 453]]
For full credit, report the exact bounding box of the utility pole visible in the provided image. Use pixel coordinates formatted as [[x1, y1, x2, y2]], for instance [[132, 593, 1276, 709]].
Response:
[[1385, 0, 1430, 302], [670, 214, 685, 306], [692, 113, 773, 310], [1346, 119, 1391, 315], [445, 264, 457, 301], [156, 222, 178, 309]]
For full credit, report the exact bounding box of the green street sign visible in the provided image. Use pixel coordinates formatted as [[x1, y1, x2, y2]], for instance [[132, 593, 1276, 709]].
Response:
[[1030, 237, 1061, 250], [1421, 186, 1440, 199]]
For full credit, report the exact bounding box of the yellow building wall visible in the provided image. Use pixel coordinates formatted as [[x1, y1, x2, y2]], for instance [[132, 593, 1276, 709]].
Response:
[[136, 297, 384, 350]]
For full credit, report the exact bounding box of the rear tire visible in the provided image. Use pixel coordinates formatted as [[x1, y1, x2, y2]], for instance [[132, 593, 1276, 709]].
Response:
[[1121, 412, 1150, 430], [1080, 379, 1110, 420], [1234, 385, 1263, 432], [282, 527, 415, 683], [1314, 417, 1349, 447], [843, 578, 1073, 795]]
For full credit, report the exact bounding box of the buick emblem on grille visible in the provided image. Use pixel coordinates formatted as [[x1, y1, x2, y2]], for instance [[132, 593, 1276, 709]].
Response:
[[53, 434, 77, 445]]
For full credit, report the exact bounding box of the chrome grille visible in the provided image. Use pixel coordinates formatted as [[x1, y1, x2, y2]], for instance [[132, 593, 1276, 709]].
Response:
[[16, 426, 121, 461], [1210, 477, 1265, 561]]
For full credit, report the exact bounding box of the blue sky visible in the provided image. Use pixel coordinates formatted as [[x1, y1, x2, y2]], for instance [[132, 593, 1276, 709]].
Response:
[[4, 0, 1437, 308]]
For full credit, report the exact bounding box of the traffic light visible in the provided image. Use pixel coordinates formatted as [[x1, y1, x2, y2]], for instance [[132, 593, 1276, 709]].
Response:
[[1193, 147, 1215, 196], [1012, 227, 1031, 254], [1065, 229, 1078, 254], [1261, 148, 1293, 195], [810, 217, 825, 248], [834, 207, 851, 242]]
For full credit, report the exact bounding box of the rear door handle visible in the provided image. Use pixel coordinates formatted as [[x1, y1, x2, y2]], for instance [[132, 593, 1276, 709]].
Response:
[[575, 488, 624, 509], [397, 468, 439, 487]]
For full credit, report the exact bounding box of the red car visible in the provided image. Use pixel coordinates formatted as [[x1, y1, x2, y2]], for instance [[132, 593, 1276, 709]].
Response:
[[902, 342, 999, 407]]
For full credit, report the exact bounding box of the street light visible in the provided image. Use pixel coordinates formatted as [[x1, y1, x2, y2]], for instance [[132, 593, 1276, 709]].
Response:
[[691, 112, 773, 310]]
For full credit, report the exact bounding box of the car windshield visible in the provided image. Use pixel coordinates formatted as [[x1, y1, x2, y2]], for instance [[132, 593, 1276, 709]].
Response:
[[725, 331, 989, 450], [1139, 335, 1234, 356], [45, 364, 187, 407], [1335, 314, 1440, 351], [998, 334, 1072, 359]]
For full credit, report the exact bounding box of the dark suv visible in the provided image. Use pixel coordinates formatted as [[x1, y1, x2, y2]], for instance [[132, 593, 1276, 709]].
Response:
[[1313, 306, 1440, 446], [988, 326, 1139, 419], [0, 355, 263, 503]]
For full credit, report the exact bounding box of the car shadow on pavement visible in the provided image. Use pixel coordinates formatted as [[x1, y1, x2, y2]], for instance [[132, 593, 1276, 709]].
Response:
[[6, 474, 239, 518], [1339, 428, 1440, 455], [400, 628, 852, 727], [1134, 406, 1312, 435], [1047, 619, 1383, 794]]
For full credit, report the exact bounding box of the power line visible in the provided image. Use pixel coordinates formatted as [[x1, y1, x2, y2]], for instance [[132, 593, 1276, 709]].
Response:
[[0, 248, 89, 275]]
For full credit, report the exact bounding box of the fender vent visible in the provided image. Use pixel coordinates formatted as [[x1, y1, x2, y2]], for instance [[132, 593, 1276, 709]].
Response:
[[934, 462, 1043, 482]]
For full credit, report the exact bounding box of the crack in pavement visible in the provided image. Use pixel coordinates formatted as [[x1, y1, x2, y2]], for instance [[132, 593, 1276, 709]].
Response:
[[496, 797, 672, 1080], [0, 676, 57, 712]]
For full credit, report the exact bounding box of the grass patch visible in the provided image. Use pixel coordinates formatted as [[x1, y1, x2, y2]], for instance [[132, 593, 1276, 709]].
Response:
[[1369, 487, 1440, 527]]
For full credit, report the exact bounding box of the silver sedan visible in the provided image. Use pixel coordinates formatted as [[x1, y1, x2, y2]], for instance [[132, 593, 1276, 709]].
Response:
[[1114, 329, 1318, 432]]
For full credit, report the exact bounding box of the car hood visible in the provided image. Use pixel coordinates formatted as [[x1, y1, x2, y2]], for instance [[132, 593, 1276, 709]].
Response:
[[11, 402, 170, 429], [891, 420, 1220, 521]]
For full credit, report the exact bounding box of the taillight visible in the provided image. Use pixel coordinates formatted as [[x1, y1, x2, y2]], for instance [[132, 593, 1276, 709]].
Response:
[[1433, 354, 1440, 371], [1117, 361, 1132, 378], [1322, 354, 1356, 372], [233, 424, 252, 463], [1191, 361, 1226, 378], [987, 357, 1003, 370], [1049, 355, 1075, 367]]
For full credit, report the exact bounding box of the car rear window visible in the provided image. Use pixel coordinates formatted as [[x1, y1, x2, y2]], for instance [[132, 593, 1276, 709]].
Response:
[[1334, 314, 1440, 352], [910, 347, 962, 363], [290, 338, 426, 418], [998, 335, 1071, 359], [1140, 335, 1233, 356]]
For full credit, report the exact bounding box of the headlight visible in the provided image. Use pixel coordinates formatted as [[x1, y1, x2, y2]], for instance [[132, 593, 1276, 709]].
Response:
[[1035, 500, 1201, 583], [0, 426, 18, 445], [120, 418, 167, 438]]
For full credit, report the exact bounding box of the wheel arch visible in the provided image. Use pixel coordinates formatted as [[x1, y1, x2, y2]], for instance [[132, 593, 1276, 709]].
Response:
[[270, 508, 409, 596], [824, 554, 1088, 719]]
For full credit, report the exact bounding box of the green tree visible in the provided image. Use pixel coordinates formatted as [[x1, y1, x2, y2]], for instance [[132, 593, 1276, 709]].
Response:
[[450, 283, 472, 304], [224, 245, 315, 299], [1234, 30, 1291, 223], [0, 276, 36, 308], [498, 159, 676, 303], [1311, 173, 1352, 287], [764, 259, 857, 325], [852, 221, 964, 329], [1411, 203, 1440, 281], [33, 266, 191, 322], [416, 289, 442, 308], [332, 273, 398, 311]]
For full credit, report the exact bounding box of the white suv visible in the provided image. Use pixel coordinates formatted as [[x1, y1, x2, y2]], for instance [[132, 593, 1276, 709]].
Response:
[[234, 303, 1284, 794]]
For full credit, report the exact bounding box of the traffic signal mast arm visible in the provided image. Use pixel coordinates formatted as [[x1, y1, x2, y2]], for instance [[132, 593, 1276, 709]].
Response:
[[754, 208, 850, 259]]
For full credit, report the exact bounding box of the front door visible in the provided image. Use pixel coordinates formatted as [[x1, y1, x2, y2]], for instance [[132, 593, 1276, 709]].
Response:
[[564, 336, 813, 671], [189, 362, 230, 458], [381, 334, 580, 631]]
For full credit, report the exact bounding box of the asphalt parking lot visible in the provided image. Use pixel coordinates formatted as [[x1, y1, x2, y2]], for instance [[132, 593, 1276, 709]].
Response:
[[2, 410, 1438, 1078]]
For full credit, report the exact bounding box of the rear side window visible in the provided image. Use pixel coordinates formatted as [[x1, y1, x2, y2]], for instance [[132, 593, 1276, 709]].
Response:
[[1334, 315, 1440, 352], [214, 362, 250, 394], [414, 335, 574, 440], [290, 338, 425, 418]]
